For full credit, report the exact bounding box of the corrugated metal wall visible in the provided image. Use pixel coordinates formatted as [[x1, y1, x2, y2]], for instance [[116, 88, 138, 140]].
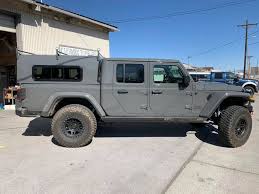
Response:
[[21, 12, 110, 56], [0, 0, 110, 57]]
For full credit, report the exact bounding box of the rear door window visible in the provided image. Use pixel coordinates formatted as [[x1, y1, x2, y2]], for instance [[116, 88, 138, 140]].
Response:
[[214, 72, 223, 79], [116, 64, 144, 83]]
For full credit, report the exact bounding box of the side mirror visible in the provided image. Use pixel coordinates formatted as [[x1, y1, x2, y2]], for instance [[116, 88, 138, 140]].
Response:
[[193, 77, 198, 82], [234, 77, 239, 82], [184, 76, 191, 86]]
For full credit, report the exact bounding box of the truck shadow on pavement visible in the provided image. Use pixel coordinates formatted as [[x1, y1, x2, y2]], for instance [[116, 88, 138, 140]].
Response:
[[22, 117, 227, 147], [22, 117, 52, 136]]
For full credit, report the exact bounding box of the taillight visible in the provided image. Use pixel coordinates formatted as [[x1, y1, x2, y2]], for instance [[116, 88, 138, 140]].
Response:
[[3, 89, 7, 97], [17, 88, 26, 101]]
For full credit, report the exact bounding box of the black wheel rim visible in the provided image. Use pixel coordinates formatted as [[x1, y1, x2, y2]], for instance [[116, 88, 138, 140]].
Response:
[[62, 118, 84, 138], [245, 88, 254, 95], [235, 119, 247, 138]]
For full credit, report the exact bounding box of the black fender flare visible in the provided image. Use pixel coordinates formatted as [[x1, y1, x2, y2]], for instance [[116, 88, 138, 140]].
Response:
[[41, 92, 106, 117], [199, 92, 250, 118]]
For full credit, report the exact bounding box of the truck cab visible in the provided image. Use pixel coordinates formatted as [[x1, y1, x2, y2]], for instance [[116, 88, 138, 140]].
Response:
[[100, 58, 194, 118], [210, 71, 235, 84], [210, 71, 259, 95]]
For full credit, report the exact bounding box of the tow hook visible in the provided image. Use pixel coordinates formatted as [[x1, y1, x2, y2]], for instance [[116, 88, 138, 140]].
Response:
[[247, 102, 253, 114], [248, 95, 255, 103]]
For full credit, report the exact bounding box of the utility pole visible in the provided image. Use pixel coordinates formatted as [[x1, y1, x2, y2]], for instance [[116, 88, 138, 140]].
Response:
[[238, 20, 257, 79], [187, 56, 191, 64], [257, 59, 259, 77], [247, 56, 253, 79]]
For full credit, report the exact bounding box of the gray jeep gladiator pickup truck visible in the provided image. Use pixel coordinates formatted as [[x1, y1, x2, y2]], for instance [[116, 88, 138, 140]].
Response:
[[16, 55, 254, 148]]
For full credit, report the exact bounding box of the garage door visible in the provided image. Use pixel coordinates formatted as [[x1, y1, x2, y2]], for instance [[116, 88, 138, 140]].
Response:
[[0, 13, 16, 33]]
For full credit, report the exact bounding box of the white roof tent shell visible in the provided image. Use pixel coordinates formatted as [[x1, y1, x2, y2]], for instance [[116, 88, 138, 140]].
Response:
[[19, 0, 119, 32]]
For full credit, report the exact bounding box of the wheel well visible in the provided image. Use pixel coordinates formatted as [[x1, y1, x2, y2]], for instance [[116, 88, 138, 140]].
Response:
[[52, 98, 100, 120], [220, 97, 247, 110], [210, 97, 248, 124], [244, 84, 256, 91]]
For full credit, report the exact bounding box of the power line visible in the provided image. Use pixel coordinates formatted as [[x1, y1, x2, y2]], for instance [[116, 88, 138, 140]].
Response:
[[249, 41, 259, 45], [106, 0, 257, 23], [189, 30, 258, 59]]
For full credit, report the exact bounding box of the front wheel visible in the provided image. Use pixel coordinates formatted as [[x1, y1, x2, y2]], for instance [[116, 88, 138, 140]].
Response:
[[218, 105, 252, 147], [244, 85, 255, 96], [51, 104, 97, 147]]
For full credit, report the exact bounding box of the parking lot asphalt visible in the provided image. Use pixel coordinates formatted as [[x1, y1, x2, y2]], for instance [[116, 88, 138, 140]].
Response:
[[0, 98, 258, 194]]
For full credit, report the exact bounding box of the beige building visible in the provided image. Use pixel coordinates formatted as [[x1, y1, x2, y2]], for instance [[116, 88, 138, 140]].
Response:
[[0, 0, 118, 105]]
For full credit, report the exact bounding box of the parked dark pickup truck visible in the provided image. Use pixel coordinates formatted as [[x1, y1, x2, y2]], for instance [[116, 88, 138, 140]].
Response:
[[16, 55, 254, 148], [190, 71, 259, 95]]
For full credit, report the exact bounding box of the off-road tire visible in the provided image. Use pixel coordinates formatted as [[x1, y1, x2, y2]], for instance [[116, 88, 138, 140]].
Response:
[[244, 85, 255, 96], [51, 104, 97, 148], [218, 105, 252, 148]]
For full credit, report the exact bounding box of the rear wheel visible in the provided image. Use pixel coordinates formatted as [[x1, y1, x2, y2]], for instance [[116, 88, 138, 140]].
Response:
[[218, 105, 252, 147], [51, 104, 97, 147]]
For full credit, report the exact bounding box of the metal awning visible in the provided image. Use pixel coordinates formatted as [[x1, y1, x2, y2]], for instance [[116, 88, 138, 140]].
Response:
[[19, 0, 118, 32]]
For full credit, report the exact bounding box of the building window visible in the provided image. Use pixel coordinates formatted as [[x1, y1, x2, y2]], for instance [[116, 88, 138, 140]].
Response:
[[116, 64, 144, 83], [32, 66, 82, 81], [153, 65, 183, 83]]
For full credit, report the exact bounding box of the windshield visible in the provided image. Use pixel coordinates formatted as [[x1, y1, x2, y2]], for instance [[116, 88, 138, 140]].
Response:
[[226, 72, 236, 79]]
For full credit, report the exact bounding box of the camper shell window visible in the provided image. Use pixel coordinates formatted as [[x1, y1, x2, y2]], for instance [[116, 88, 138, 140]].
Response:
[[32, 65, 82, 81]]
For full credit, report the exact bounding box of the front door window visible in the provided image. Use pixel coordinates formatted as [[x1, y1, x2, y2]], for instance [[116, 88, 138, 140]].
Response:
[[150, 64, 193, 116], [153, 65, 183, 84]]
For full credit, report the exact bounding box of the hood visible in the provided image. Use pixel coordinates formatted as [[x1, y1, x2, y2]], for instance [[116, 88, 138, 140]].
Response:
[[195, 81, 243, 92], [238, 79, 259, 85], [241, 78, 257, 82]]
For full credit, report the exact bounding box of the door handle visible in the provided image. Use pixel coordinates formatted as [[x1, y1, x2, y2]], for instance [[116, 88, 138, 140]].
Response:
[[152, 90, 162, 94], [140, 104, 148, 110], [186, 91, 192, 96], [117, 89, 128, 94]]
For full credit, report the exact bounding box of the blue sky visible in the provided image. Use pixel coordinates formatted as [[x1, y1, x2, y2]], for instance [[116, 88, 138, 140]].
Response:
[[43, 0, 259, 71]]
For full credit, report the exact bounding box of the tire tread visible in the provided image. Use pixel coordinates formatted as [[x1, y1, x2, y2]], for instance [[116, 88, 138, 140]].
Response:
[[218, 105, 252, 147], [51, 104, 97, 147]]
